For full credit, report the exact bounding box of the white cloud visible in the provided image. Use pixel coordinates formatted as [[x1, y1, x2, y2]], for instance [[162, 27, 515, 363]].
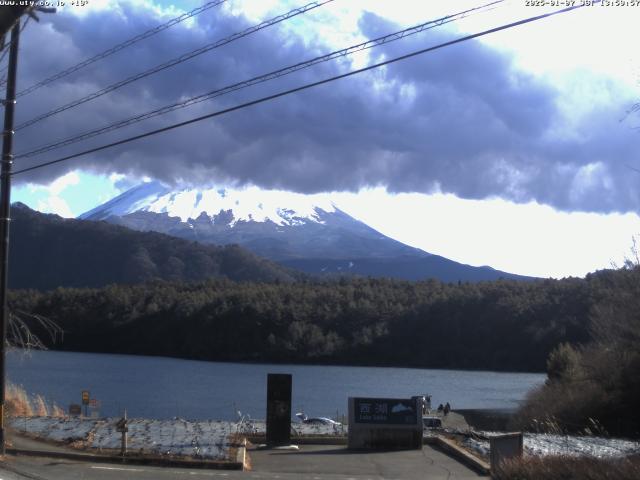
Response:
[[109, 172, 126, 183], [333, 189, 640, 278], [36, 196, 75, 218], [26, 171, 80, 195], [48, 171, 80, 195], [14, 0, 640, 214], [23, 171, 80, 218]]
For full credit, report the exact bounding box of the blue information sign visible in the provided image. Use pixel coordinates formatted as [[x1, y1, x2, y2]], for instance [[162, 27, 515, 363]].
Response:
[[353, 397, 418, 425]]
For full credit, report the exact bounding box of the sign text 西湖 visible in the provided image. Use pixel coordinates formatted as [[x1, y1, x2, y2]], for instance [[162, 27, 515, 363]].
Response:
[[353, 398, 418, 425]]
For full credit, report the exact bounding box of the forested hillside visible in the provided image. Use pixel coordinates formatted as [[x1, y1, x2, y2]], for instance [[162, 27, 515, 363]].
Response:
[[10, 273, 607, 372], [514, 266, 640, 437], [9, 203, 299, 289]]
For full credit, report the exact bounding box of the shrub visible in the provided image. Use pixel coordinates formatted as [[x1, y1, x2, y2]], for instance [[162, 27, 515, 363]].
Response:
[[514, 265, 640, 437], [6, 384, 33, 417], [493, 455, 640, 480], [5, 383, 64, 418]]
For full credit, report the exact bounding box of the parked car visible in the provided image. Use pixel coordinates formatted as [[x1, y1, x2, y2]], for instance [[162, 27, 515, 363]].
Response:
[[422, 416, 443, 429]]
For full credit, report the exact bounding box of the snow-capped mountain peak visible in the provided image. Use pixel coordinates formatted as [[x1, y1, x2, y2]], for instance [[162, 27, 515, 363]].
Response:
[[80, 182, 337, 227], [79, 181, 170, 220], [77, 182, 531, 282], [79, 181, 427, 262]]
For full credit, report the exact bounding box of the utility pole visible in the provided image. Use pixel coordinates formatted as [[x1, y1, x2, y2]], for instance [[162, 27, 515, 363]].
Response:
[[0, 7, 54, 454], [0, 6, 29, 38], [0, 19, 20, 455]]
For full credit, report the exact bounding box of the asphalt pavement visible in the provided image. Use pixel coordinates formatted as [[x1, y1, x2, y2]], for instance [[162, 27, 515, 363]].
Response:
[[0, 429, 487, 480], [249, 443, 485, 479], [1, 445, 486, 480]]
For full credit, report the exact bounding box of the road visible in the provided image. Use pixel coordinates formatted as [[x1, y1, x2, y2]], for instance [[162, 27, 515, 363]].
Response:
[[0, 443, 486, 480]]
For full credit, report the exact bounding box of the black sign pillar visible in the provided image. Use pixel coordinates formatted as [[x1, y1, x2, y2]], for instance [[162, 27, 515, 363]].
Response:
[[266, 373, 292, 446]]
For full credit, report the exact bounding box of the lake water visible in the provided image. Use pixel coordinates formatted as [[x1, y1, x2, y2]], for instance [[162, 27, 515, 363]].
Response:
[[7, 350, 545, 421]]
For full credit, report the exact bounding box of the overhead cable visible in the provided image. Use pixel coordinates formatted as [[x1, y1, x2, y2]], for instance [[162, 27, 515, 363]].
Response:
[[15, 0, 503, 159], [14, 0, 228, 97], [14, 0, 335, 131], [12, 3, 589, 177]]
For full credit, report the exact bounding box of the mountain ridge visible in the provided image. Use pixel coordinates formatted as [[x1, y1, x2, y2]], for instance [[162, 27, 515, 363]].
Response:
[[79, 182, 534, 282], [81, 181, 432, 260], [9, 202, 299, 290]]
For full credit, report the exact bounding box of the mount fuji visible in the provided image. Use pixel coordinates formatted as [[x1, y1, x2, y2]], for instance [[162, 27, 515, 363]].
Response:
[[80, 182, 531, 282]]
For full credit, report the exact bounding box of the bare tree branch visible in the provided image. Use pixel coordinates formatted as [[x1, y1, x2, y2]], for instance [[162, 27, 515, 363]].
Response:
[[7, 310, 62, 350]]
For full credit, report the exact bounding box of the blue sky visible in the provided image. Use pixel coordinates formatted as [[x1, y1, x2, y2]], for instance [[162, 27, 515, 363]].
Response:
[[13, 172, 120, 218], [9, 0, 640, 278]]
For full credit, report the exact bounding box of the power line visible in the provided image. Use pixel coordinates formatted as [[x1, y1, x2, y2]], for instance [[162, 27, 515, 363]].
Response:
[[12, 3, 589, 177], [15, 0, 504, 160], [14, 0, 334, 131], [13, 0, 228, 97]]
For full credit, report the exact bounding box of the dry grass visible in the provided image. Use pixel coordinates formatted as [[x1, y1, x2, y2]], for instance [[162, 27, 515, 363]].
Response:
[[493, 455, 640, 480], [6, 383, 34, 417], [33, 394, 48, 417], [51, 404, 65, 417], [5, 383, 64, 418]]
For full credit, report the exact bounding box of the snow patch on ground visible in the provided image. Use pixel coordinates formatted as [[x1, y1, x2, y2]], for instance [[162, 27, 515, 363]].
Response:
[[17, 416, 635, 460], [90, 419, 236, 458], [9, 417, 236, 460], [8, 417, 346, 459], [9, 416, 94, 443], [241, 420, 346, 437], [463, 432, 640, 459]]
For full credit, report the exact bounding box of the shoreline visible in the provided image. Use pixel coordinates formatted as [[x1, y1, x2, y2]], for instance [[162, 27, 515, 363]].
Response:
[[12, 348, 546, 376]]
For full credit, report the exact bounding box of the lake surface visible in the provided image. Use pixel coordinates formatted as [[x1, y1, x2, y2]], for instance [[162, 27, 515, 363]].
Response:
[[7, 350, 545, 421]]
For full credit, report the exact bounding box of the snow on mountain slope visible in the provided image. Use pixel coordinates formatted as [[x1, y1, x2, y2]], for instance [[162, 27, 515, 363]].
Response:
[[80, 181, 170, 220], [79, 182, 428, 261], [78, 182, 531, 281], [81, 182, 340, 227]]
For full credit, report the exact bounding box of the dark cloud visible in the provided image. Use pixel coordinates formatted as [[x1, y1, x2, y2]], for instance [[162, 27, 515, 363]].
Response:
[[11, 2, 640, 213]]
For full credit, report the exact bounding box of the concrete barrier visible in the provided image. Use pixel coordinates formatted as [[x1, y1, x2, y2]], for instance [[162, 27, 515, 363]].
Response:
[[431, 436, 490, 476], [490, 432, 523, 473]]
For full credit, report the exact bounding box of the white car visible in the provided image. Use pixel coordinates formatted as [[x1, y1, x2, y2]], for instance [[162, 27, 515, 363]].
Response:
[[295, 412, 341, 425], [422, 416, 443, 429]]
